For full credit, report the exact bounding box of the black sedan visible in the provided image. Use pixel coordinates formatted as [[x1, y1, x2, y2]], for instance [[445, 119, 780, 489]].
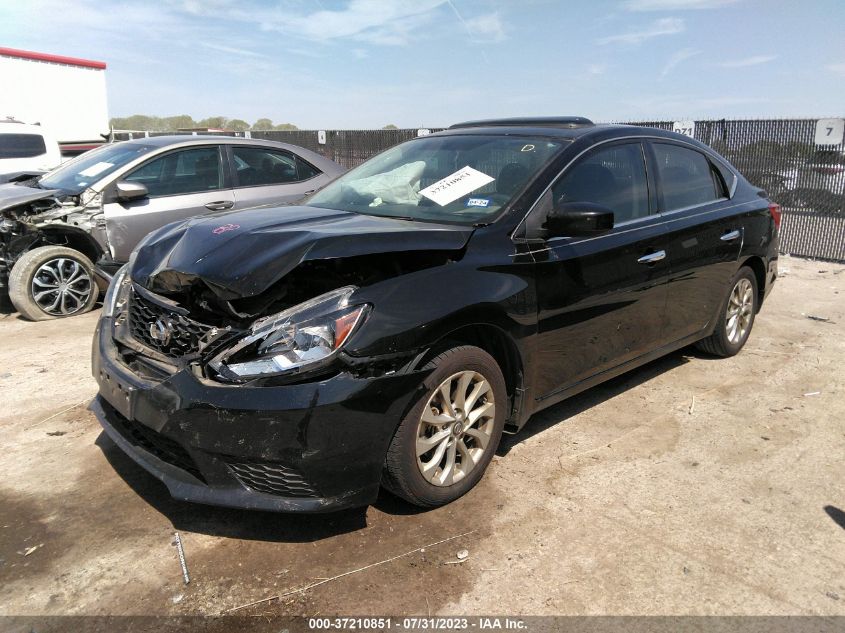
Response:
[[91, 117, 779, 511]]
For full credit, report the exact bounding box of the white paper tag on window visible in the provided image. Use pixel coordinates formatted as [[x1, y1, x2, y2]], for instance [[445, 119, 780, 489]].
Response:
[[79, 162, 114, 177], [419, 166, 495, 206]]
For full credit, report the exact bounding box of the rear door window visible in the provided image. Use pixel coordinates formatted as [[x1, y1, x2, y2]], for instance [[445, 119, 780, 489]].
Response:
[[552, 142, 651, 223], [231, 146, 322, 187], [652, 143, 722, 211], [124, 147, 223, 197], [0, 133, 47, 158]]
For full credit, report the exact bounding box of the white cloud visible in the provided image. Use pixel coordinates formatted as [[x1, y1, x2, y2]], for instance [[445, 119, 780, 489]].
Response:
[[828, 63, 845, 76], [660, 48, 700, 78], [259, 0, 446, 45], [587, 63, 608, 75], [464, 12, 507, 42], [199, 43, 265, 58], [179, 0, 448, 46], [185, 0, 501, 48], [718, 54, 777, 67], [597, 17, 685, 45], [624, 0, 740, 10], [622, 93, 772, 117]]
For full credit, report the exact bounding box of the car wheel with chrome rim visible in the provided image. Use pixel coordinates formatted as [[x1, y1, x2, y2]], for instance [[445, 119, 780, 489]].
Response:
[[8, 246, 99, 321], [695, 266, 759, 358], [383, 345, 506, 507]]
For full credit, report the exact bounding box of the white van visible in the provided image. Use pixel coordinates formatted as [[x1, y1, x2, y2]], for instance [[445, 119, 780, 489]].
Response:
[[0, 120, 62, 179]]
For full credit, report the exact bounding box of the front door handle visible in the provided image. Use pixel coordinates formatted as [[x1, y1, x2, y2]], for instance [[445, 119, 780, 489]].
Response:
[[720, 229, 741, 242], [637, 250, 666, 264], [303, 189, 316, 195], [205, 200, 234, 211]]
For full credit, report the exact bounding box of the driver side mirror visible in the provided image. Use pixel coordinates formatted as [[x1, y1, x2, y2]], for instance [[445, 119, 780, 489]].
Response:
[[115, 180, 148, 202], [544, 202, 614, 238]]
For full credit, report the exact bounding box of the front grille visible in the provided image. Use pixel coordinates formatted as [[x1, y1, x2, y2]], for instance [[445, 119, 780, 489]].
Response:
[[128, 292, 213, 359], [108, 407, 206, 483], [224, 458, 318, 498]]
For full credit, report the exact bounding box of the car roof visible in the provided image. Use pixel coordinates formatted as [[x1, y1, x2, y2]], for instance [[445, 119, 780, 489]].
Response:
[[0, 121, 51, 135], [120, 134, 292, 148], [116, 135, 346, 175], [434, 117, 700, 145]]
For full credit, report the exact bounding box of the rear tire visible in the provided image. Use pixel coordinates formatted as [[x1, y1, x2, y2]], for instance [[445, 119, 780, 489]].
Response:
[[383, 345, 506, 508], [9, 246, 99, 321], [695, 266, 758, 358]]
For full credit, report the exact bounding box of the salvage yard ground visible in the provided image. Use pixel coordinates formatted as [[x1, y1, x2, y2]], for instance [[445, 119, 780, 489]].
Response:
[[1, 255, 843, 616]]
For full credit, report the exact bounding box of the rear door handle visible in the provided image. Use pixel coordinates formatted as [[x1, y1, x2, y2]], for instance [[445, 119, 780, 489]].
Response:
[[637, 250, 666, 264], [205, 200, 234, 211], [720, 229, 741, 242]]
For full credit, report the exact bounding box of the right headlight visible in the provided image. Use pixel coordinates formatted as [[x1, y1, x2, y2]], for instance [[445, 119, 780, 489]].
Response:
[[103, 265, 130, 317], [209, 286, 369, 381]]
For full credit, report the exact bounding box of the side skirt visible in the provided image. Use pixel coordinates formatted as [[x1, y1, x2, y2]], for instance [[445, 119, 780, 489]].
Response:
[[512, 329, 707, 430]]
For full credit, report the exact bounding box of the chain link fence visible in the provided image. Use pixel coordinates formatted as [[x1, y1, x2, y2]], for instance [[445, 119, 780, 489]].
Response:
[[114, 119, 845, 262], [251, 128, 446, 169], [638, 119, 845, 262]]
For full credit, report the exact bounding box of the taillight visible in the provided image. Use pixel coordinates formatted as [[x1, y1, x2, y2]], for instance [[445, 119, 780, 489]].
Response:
[[769, 202, 782, 230]]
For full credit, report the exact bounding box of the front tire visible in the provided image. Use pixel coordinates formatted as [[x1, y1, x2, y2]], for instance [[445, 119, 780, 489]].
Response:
[[8, 246, 99, 321], [695, 266, 758, 358], [383, 345, 506, 508]]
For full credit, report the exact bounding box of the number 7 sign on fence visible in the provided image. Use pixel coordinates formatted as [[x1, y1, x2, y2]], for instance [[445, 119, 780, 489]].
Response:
[[814, 118, 844, 146]]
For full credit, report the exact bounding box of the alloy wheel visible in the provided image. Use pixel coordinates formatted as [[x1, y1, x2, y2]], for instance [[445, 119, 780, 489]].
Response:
[[416, 370, 496, 486], [31, 258, 93, 316], [726, 277, 754, 344]]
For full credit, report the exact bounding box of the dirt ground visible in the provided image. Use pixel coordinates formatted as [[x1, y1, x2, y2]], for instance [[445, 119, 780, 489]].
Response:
[[0, 254, 843, 617]]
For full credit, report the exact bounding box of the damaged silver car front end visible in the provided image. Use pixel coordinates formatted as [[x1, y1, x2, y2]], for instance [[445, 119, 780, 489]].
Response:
[[0, 184, 111, 318]]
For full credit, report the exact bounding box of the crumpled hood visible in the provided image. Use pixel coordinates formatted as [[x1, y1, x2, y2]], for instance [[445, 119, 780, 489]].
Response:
[[130, 205, 474, 300], [0, 183, 64, 213]]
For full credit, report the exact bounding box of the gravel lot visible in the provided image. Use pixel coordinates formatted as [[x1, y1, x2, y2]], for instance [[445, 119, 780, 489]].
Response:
[[1, 254, 843, 617]]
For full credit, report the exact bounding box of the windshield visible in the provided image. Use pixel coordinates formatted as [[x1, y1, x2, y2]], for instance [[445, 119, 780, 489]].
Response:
[[306, 135, 565, 224], [39, 143, 157, 192]]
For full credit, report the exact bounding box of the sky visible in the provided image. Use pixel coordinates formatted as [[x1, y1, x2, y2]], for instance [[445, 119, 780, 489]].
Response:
[[2, 0, 845, 129]]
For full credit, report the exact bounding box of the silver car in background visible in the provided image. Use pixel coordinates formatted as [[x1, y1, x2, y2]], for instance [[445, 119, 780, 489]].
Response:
[[785, 148, 845, 213], [0, 136, 346, 320]]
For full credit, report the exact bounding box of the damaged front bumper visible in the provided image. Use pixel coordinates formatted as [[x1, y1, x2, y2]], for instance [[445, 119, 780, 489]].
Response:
[[91, 318, 427, 512]]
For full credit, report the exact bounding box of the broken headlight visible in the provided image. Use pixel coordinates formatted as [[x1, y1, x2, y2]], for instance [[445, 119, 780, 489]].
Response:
[[0, 217, 18, 233], [103, 265, 131, 317], [209, 286, 368, 381]]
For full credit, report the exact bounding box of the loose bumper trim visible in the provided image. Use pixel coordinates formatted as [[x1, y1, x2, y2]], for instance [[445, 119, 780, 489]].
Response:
[[92, 396, 372, 512]]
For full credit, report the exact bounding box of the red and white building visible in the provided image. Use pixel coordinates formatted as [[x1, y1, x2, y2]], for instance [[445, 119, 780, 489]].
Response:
[[0, 47, 110, 155]]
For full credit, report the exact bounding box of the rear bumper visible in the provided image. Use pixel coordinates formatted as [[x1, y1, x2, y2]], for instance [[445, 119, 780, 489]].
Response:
[[91, 318, 426, 513]]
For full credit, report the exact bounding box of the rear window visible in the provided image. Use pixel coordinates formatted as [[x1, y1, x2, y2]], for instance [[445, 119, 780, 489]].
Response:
[[231, 146, 322, 186], [0, 133, 47, 159]]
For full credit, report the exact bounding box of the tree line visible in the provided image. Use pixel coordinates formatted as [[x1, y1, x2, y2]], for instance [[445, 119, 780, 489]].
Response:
[[109, 115, 299, 132]]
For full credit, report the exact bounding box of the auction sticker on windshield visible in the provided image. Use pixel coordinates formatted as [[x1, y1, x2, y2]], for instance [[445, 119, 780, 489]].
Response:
[[420, 166, 494, 206], [78, 162, 114, 178]]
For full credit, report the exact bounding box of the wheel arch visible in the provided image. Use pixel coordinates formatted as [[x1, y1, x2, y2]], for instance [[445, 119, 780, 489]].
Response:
[[37, 227, 105, 265], [415, 322, 525, 427], [739, 255, 767, 310]]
